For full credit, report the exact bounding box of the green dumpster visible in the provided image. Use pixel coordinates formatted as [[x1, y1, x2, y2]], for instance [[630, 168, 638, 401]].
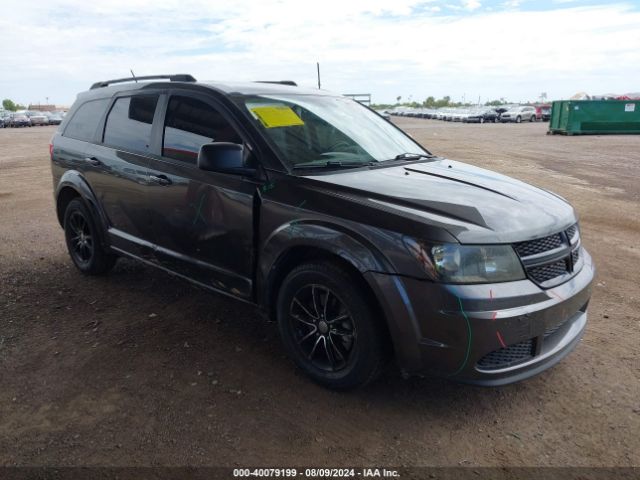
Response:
[[548, 99, 640, 135]]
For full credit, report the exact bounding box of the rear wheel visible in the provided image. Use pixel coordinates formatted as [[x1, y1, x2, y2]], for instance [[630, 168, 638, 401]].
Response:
[[64, 198, 117, 275], [277, 262, 387, 389], [530, 114, 536, 122]]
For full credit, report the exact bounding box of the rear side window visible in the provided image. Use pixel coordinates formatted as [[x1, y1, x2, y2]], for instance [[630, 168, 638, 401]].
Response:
[[63, 98, 110, 142], [103, 95, 159, 153], [163, 96, 242, 163]]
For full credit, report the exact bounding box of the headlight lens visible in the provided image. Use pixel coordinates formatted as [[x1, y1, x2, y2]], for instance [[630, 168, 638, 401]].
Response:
[[430, 244, 525, 283]]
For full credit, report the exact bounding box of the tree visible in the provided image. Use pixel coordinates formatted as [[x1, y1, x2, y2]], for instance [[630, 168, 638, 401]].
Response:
[[2, 99, 17, 111], [423, 96, 436, 107], [434, 96, 451, 108], [396, 96, 402, 104]]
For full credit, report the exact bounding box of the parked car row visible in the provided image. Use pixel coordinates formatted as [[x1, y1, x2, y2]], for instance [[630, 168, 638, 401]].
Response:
[[387, 104, 550, 123], [0, 110, 65, 128]]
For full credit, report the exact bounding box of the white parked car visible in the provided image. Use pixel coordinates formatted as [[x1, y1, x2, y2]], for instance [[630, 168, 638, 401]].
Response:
[[500, 106, 536, 123]]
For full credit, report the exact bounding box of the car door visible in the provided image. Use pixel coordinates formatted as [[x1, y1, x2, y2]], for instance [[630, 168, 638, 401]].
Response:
[[526, 107, 534, 120], [83, 92, 162, 259], [145, 92, 260, 300]]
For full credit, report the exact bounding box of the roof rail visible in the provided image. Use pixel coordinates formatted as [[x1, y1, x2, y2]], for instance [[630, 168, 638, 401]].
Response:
[[90, 74, 197, 90], [254, 80, 297, 87]]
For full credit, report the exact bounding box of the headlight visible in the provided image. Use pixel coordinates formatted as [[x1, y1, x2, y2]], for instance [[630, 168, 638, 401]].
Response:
[[430, 244, 525, 283]]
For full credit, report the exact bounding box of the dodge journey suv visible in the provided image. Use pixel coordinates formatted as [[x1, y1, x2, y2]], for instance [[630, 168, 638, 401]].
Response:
[[51, 74, 594, 389]]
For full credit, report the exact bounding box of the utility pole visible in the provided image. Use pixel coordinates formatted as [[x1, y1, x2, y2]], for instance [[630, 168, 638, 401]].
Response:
[[317, 62, 321, 89]]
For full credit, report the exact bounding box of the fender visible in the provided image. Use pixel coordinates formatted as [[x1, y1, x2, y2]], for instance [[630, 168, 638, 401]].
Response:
[[55, 170, 111, 248], [257, 220, 426, 367], [257, 219, 396, 307]]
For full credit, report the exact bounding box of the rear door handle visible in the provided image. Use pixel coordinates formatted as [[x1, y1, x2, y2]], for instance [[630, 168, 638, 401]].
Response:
[[150, 174, 172, 186], [84, 156, 101, 166]]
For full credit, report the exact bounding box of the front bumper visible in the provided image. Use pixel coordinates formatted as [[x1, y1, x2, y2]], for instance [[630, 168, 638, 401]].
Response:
[[365, 249, 594, 385]]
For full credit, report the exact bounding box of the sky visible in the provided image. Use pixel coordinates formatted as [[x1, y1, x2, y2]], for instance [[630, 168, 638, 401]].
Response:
[[1, 0, 639, 107]]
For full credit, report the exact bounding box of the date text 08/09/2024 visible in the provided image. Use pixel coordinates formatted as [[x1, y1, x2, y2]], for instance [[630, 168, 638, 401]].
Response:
[[233, 468, 400, 478]]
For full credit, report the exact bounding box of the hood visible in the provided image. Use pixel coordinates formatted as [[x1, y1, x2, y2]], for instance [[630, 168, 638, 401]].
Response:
[[309, 159, 576, 244]]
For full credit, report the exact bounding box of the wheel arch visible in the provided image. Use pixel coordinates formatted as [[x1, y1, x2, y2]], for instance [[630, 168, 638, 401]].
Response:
[[258, 220, 399, 350], [263, 244, 394, 354], [55, 171, 110, 247]]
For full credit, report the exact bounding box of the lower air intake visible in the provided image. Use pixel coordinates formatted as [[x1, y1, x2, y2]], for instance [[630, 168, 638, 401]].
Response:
[[477, 339, 534, 370]]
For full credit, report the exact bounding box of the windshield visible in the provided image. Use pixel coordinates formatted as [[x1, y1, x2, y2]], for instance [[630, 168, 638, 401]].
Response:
[[239, 94, 427, 167]]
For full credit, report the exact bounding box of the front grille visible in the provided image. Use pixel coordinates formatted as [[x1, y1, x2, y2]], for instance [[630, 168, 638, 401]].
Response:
[[514, 224, 580, 287], [477, 339, 534, 370], [514, 233, 563, 257], [528, 259, 569, 283]]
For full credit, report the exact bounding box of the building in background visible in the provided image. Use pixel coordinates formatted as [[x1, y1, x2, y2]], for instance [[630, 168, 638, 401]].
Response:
[[28, 104, 56, 111]]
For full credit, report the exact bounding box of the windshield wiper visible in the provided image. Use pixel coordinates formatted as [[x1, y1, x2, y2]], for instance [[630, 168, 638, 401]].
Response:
[[392, 152, 436, 161], [292, 160, 375, 170]]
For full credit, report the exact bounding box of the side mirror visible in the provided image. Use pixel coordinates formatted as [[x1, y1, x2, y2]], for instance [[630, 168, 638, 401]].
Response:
[[197, 143, 255, 176]]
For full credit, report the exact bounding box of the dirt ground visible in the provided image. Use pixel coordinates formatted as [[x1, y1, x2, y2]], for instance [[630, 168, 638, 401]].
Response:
[[0, 121, 638, 468]]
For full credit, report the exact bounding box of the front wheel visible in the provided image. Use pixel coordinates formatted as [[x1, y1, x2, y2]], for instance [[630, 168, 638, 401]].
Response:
[[64, 198, 117, 275], [277, 262, 387, 389], [515, 115, 522, 123]]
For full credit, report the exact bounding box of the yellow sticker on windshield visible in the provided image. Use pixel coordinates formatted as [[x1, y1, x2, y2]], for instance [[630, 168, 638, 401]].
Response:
[[251, 106, 304, 128]]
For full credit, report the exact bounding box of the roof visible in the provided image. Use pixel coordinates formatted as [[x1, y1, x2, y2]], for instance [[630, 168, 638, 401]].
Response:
[[79, 77, 336, 101], [201, 80, 335, 97]]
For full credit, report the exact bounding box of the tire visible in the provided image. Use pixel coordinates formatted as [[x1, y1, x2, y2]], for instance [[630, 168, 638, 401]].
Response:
[[515, 116, 522, 123], [276, 262, 387, 390], [479, 117, 485, 124], [530, 114, 536, 122], [63, 198, 117, 275]]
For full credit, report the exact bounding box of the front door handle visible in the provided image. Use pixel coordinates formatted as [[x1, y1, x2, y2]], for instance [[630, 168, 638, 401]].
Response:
[[84, 156, 101, 166], [150, 174, 172, 186]]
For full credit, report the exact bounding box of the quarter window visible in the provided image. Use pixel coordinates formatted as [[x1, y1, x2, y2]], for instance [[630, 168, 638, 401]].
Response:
[[63, 99, 110, 142], [163, 96, 242, 163], [103, 95, 159, 153]]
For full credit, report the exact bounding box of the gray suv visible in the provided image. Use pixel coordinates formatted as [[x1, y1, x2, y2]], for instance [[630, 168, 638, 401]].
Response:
[[50, 74, 594, 389], [501, 105, 537, 123]]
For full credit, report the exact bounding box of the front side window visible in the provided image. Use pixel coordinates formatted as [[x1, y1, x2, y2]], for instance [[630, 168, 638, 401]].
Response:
[[64, 99, 110, 142], [103, 95, 158, 153], [239, 94, 427, 168], [163, 96, 242, 163]]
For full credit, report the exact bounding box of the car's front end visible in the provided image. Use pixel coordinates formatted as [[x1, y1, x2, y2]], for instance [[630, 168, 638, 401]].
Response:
[[46, 114, 63, 125], [366, 225, 593, 385], [11, 114, 31, 127], [28, 114, 49, 126], [302, 158, 595, 386]]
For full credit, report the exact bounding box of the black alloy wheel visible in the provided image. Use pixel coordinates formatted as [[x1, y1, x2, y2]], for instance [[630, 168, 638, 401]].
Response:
[[288, 284, 356, 372], [277, 262, 387, 389], [67, 210, 94, 267], [63, 198, 117, 275]]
